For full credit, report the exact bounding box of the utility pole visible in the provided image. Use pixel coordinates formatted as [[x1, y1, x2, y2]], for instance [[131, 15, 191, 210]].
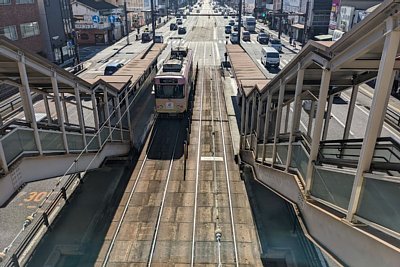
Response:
[[238, 0, 243, 42], [124, 1, 130, 45], [303, 0, 310, 46], [278, 0, 283, 39], [150, 0, 156, 43]]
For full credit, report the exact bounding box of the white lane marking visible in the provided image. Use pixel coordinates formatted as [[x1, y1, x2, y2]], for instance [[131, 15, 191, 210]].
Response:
[[201, 156, 224, 161], [341, 93, 400, 140], [330, 113, 355, 137]]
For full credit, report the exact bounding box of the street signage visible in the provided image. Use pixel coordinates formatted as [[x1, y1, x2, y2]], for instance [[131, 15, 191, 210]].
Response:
[[92, 15, 100, 23], [108, 15, 116, 23]]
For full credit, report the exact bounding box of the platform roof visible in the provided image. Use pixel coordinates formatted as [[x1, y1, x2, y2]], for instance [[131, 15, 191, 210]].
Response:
[[0, 38, 166, 97]]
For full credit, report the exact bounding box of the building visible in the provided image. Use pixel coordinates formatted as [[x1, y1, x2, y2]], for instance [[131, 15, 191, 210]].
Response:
[[0, 0, 77, 66], [72, 0, 123, 45], [329, 0, 382, 41], [266, 0, 332, 43]]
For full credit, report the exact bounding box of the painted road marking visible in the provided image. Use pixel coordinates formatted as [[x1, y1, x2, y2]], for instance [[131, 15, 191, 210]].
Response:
[[201, 156, 224, 161]]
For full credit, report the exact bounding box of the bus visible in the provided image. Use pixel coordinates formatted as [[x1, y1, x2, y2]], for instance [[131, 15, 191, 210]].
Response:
[[154, 45, 194, 115], [243, 16, 256, 32]]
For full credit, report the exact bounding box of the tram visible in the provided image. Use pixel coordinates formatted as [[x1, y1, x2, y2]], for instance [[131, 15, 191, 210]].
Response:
[[154, 45, 194, 115]]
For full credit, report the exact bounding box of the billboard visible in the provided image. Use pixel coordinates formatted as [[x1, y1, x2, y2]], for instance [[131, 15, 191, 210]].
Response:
[[329, 0, 341, 32]]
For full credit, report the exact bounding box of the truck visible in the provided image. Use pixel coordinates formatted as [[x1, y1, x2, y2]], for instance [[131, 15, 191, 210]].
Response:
[[243, 16, 256, 32]]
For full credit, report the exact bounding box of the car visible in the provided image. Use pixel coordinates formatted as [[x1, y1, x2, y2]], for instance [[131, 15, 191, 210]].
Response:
[[176, 18, 183, 25], [257, 32, 269, 44], [242, 31, 251, 41], [261, 47, 280, 68], [225, 25, 232, 34], [196, 9, 200, 13], [178, 26, 187, 34], [269, 38, 282, 52], [229, 19, 235, 26], [104, 63, 124, 75], [170, 23, 178, 30], [223, 14, 228, 19], [233, 24, 238, 31], [183, 14, 187, 19], [230, 32, 239, 44], [154, 35, 164, 43], [142, 32, 153, 42]]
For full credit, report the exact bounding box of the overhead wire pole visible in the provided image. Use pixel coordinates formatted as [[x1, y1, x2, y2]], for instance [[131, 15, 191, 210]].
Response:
[[238, 0, 243, 42], [124, 1, 130, 45], [278, 0, 283, 39], [302, 0, 310, 46], [151, 0, 156, 43]]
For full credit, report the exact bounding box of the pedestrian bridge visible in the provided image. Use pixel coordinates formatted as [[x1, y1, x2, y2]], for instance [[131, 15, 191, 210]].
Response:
[[229, 0, 400, 266], [0, 37, 165, 206]]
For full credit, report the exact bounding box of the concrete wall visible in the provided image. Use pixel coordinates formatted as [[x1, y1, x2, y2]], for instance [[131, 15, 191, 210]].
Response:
[[0, 142, 130, 207], [240, 150, 400, 267]]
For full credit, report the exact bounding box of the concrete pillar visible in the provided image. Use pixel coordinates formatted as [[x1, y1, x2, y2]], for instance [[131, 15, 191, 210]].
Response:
[[116, 96, 123, 141], [244, 98, 250, 149], [91, 91, 102, 148], [305, 69, 331, 193], [249, 94, 257, 150], [262, 92, 272, 163], [74, 84, 87, 152], [103, 87, 112, 141], [322, 94, 334, 141], [286, 68, 304, 171], [272, 81, 285, 166], [307, 100, 316, 137], [61, 93, 69, 124], [343, 85, 359, 139], [284, 103, 290, 133], [254, 97, 263, 158], [0, 141, 8, 173], [51, 73, 69, 153], [17, 54, 43, 155], [346, 28, 400, 222], [240, 94, 246, 149], [43, 94, 52, 123], [125, 90, 133, 145]]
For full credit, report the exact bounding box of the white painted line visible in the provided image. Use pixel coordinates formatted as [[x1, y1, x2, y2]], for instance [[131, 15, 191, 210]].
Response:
[[341, 93, 400, 140], [331, 113, 355, 137], [201, 156, 224, 161]]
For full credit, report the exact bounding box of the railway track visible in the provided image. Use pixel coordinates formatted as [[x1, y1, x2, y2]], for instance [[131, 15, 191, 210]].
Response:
[[101, 118, 184, 267], [98, 20, 262, 266]]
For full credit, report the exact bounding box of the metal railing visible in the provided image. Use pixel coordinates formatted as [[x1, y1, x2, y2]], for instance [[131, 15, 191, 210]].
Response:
[[317, 137, 400, 175]]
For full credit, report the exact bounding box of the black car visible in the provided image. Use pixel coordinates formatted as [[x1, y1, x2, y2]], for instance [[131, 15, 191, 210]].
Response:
[[170, 23, 178, 30], [141, 32, 153, 42], [233, 24, 238, 31], [257, 32, 269, 44], [178, 27, 187, 34], [104, 63, 124, 75]]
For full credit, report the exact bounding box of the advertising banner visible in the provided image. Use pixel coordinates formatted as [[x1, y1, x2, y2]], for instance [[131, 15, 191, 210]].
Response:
[[329, 0, 341, 32]]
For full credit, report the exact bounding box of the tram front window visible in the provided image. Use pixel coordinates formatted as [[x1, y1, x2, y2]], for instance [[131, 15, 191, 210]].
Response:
[[156, 85, 184, 98]]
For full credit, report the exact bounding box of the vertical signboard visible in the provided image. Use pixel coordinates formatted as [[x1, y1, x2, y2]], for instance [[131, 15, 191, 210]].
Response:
[[329, 0, 340, 34], [339, 6, 355, 32]]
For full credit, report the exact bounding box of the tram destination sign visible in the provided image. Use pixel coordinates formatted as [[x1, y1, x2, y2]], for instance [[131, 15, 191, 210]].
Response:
[[159, 78, 178, 84]]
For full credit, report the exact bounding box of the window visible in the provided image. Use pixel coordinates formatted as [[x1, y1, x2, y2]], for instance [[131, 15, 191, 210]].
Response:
[[0, 0, 11, 4], [155, 85, 184, 99], [16, 0, 34, 3], [20, 22, 40, 38], [0, 25, 18, 40]]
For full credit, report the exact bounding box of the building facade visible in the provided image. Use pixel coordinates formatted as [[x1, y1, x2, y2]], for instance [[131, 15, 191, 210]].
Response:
[[72, 0, 122, 45], [0, 0, 77, 66]]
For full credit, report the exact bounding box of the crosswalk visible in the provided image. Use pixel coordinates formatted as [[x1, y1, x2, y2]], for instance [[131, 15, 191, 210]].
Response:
[[96, 58, 132, 71]]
